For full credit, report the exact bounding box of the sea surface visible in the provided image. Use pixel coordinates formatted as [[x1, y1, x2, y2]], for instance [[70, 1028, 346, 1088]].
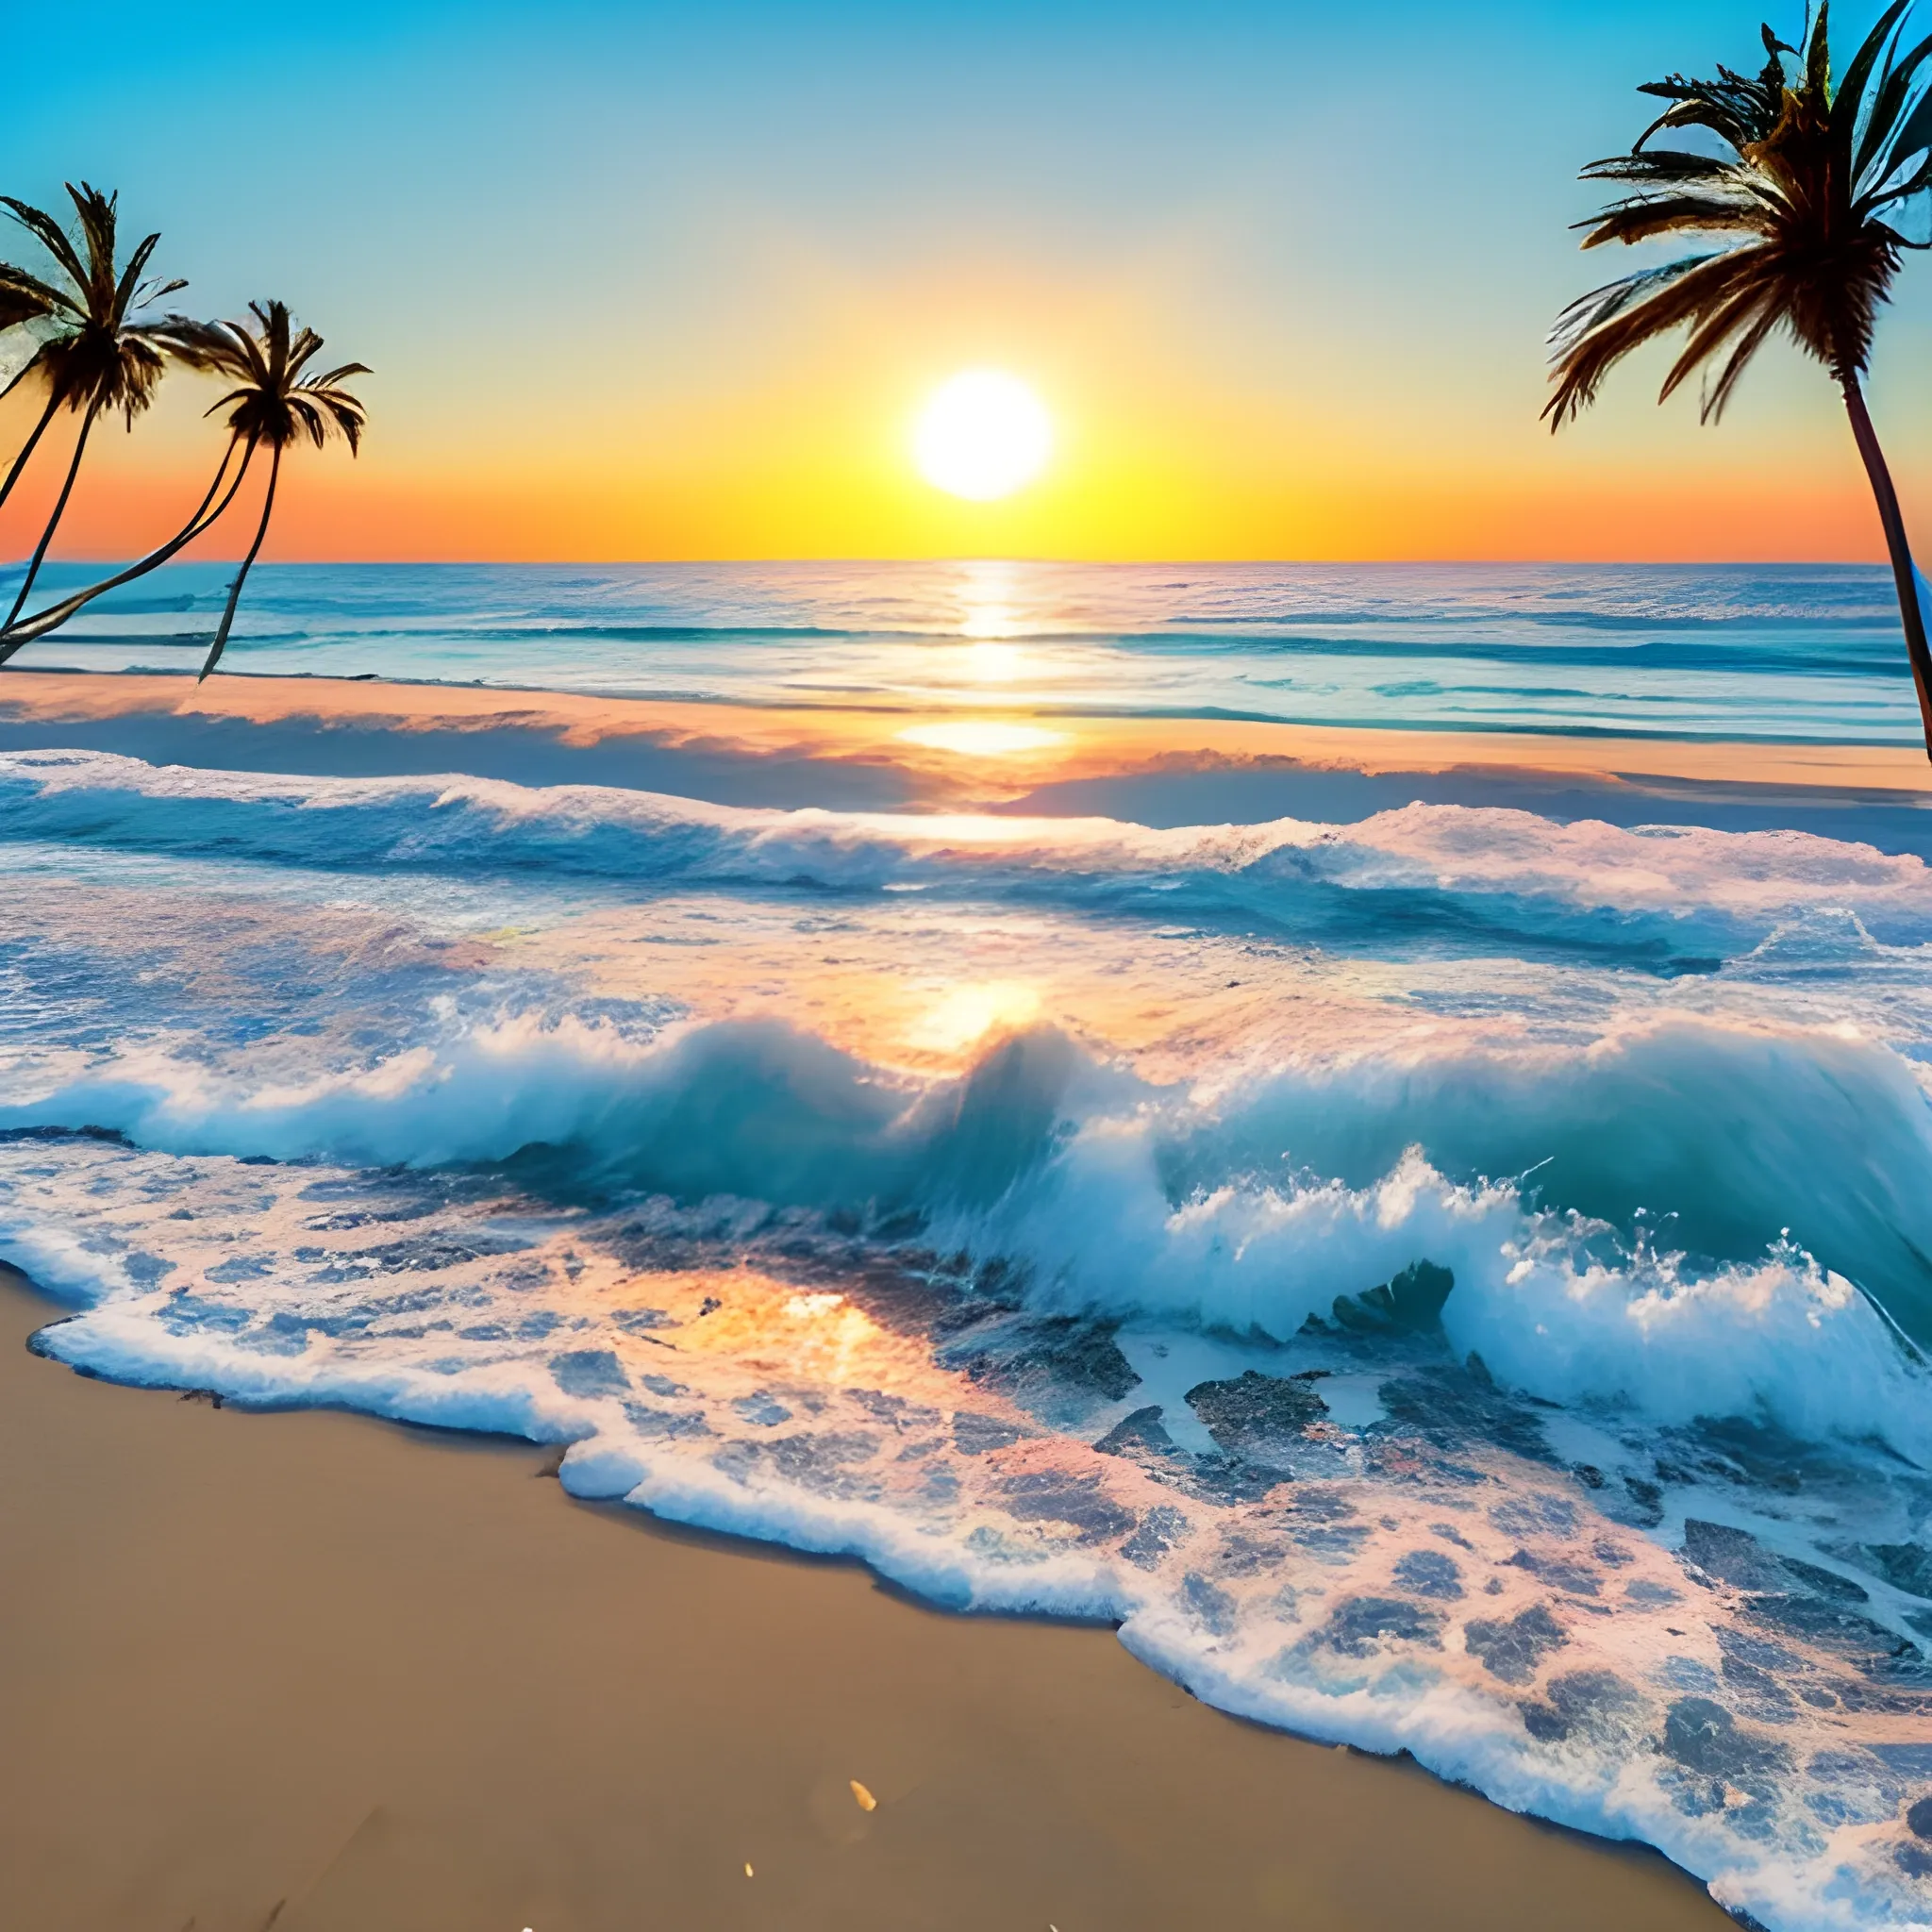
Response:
[[12, 556, 1932, 743], [4, 560, 1932, 1931]]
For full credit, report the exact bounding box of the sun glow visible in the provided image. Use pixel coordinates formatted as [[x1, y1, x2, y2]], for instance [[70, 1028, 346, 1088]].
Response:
[[910, 980, 1044, 1053], [963, 641, 1024, 679], [896, 721, 1067, 757], [913, 371, 1054, 501]]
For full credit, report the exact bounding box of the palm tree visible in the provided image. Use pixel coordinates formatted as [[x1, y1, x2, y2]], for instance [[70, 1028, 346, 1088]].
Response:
[[0, 303, 368, 668], [0, 183, 207, 628], [1545, 1, 1932, 760], [0, 262, 67, 516], [173, 300, 367, 680], [0, 432, 257, 660]]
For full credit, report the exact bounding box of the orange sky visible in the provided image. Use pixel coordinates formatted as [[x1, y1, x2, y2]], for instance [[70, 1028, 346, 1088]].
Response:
[[4, 351, 1922, 568], [9, 0, 1932, 566]]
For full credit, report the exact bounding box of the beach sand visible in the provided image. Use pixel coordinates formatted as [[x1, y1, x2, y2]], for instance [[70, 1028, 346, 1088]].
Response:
[[0, 1269, 1734, 1932]]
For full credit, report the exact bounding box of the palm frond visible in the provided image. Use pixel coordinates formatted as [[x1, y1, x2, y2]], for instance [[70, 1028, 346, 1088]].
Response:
[[144, 315, 230, 371], [109, 228, 159, 325], [68, 183, 120, 307], [129, 274, 188, 314], [1549, 253, 1722, 353], [1580, 149, 1743, 187], [1549, 1, 1932, 420], [1657, 278, 1780, 408], [1546, 250, 1769, 423], [0, 260, 71, 321], [0, 198, 88, 295], [194, 299, 370, 455], [1866, 140, 1932, 214], [1699, 300, 1786, 420], [1805, 2, 1833, 99], [1634, 58, 1787, 152], [297, 379, 369, 452], [1853, 31, 1932, 217], [202, 386, 258, 419], [1579, 193, 1771, 249], [1848, 4, 1925, 180]]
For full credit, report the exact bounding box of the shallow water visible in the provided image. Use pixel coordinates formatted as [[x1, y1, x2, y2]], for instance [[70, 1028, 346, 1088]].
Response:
[[3, 562, 1931, 1931], [10, 556, 1928, 742]]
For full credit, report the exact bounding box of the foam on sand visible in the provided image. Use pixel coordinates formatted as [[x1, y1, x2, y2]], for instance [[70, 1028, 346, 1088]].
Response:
[[2, 746, 1930, 1930]]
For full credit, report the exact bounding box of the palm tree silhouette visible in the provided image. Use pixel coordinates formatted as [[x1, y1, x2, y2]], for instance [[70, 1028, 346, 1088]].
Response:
[[0, 258, 67, 515], [0, 184, 207, 628], [170, 300, 368, 680], [0, 433, 257, 660], [1545, 1, 1932, 759]]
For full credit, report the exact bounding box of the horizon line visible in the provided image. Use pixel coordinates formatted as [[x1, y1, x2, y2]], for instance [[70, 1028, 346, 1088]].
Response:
[[11, 555, 1905, 573]]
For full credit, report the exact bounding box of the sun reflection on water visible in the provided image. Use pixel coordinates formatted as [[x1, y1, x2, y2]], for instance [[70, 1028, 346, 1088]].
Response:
[[895, 721, 1067, 757], [960, 605, 1020, 641], [963, 640, 1024, 679], [908, 979, 1043, 1053]]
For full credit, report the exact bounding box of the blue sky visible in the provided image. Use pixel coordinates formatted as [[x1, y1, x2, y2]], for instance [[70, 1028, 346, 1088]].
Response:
[[5, 1, 1929, 558]]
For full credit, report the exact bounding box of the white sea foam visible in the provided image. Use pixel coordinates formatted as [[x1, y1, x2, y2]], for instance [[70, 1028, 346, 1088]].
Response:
[[4, 745, 1932, 1930], [3, 750, 1930, 946]]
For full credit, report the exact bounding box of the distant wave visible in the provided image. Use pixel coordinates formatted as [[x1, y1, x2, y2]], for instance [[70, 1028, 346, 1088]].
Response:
[[42, 620, 1906, 672], [14, 558, 1924, 743], [3, 748, 1925, 943]]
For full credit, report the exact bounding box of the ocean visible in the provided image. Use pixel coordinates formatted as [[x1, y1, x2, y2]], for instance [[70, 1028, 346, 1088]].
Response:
[[3, 559, 1930, 1930], [10, 557, 1930, 744]]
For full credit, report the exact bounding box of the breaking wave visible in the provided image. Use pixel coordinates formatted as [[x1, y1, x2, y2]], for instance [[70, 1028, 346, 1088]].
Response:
[[3, 742, 1932, 1930]]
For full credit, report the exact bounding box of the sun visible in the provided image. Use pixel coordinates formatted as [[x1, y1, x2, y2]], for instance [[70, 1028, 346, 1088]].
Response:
[[913, 370, 1053, 501]]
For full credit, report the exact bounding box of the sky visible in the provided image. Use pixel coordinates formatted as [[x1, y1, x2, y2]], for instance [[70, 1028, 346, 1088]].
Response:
[[5, 0, 1932, 563]]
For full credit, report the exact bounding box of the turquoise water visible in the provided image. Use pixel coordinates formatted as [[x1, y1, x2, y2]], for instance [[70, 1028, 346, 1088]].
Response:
[[1, 560, 1929, 1929], [10, 557, 1926, 742]]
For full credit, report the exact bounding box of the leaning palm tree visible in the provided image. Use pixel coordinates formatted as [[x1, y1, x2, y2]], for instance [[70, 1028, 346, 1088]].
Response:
[[1545, 1, 1932, 760], [0, 431, 258, 660], [0, 184, 208, 627], [173, 300, 367, 680], [0, 264, 66, 515], [0, 303, 368, 666]]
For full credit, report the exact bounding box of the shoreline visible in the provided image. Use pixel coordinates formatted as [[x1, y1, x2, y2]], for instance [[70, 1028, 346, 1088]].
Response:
[[1, 669, 1928, 833], [0, 1264, 1735, 1931], [6, 666, 1932, 788]]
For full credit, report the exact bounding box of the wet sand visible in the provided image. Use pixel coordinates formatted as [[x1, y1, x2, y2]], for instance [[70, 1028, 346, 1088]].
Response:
[[0, 1270, 1734, 1932], [1, 668, 1927, 823]]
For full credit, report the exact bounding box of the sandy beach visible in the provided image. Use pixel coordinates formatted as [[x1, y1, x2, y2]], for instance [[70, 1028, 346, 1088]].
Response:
[[0, 1267, 1733, 1932]]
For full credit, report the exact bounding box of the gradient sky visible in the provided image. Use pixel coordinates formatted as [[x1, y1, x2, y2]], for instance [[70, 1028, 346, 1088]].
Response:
[[6, 0, 1932, 562]]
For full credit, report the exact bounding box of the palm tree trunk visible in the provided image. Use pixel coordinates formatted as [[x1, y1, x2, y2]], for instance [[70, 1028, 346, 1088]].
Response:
[[199, 442, 280, 682], [5, 400, 97, 630], [1840, 374, 1932, 761], [0, 436, 255, 664], [0, 390, 62, 518]]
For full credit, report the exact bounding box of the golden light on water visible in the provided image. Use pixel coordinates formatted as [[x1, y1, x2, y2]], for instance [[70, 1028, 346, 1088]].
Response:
[[783, 1291, 848, 1320], [895, 720, 1068, 756], [956, 561, 1030, 675], [913, 370, 1053, 501], [909, 980, 1043, 1053], [963, 641, 1024, 679]]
